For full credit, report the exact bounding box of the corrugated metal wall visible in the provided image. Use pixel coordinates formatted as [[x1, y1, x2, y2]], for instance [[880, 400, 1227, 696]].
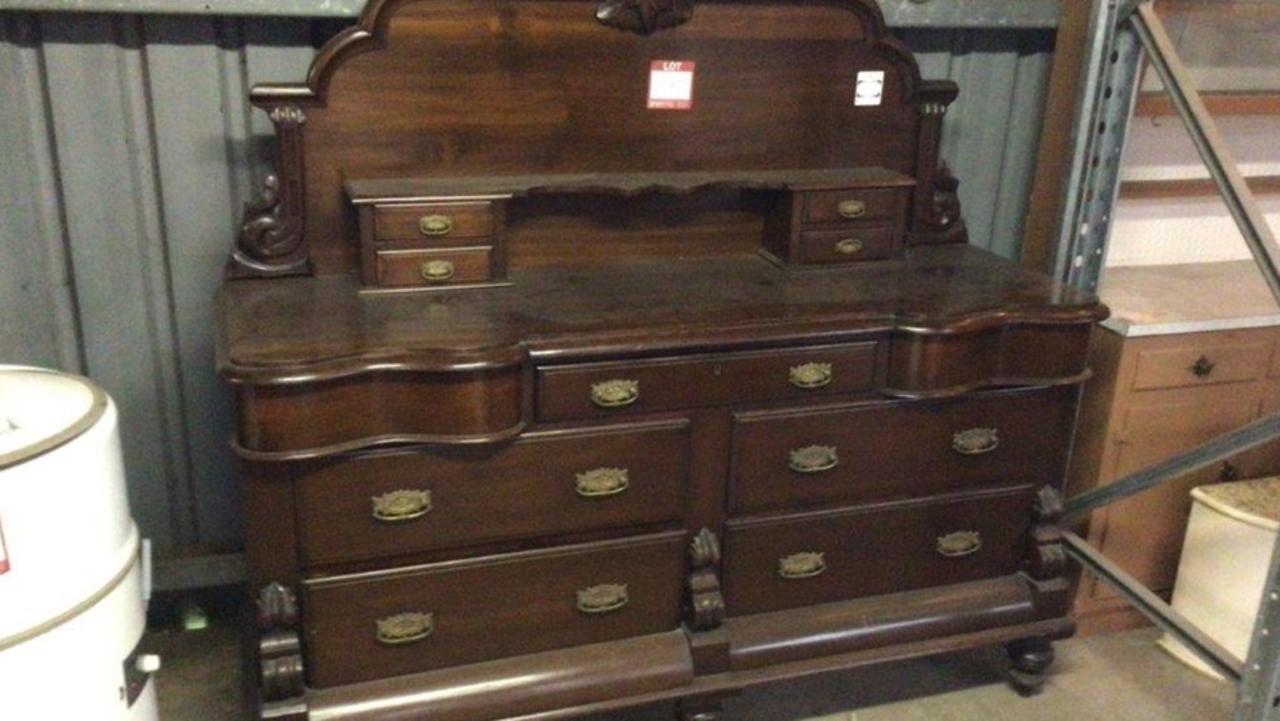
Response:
[[0, 11, 1055, 586]]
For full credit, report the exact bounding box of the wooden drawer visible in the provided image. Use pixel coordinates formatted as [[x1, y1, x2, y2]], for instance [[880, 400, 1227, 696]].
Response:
[[799, 223, 897, 263], [297, 420, 691, 567], [373, 202, 496, 242], [375, 247, 493, 287], [536, 342, 879, 422], [729, 386, 1074, 515], [1131, 339, 1270, 391], [303, 532, 686, 687], [802, 187, 905, 224], [722, 488, 1034, 616]]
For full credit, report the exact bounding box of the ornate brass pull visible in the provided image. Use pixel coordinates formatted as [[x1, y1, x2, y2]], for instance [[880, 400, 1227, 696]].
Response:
[[576, 583, 629, 614], [835, 238, 864, 256], [418, 214, 454, 236], [952, 428, 999, 456], [778, 552, 826, 579], [789, 362, 833, 389], [575, 467, 630, 498], [375, 611, 434, 645], [837, 200, 867, 219], [937, 531, 983, 558], [788, 445, 838, 473], [371, 489, 432, 522], [590, 379, 639, 408], [1191, 355, 1215, 378], [419, 260, 455, 282]]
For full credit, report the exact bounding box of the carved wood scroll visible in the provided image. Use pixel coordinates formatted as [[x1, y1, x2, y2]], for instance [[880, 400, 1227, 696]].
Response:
[[257, 582, 307, 708], [687, 528, 725, 630], [229, 105, 310, 278], [596, 0, 695, 34], [910, 80, 967, 245]]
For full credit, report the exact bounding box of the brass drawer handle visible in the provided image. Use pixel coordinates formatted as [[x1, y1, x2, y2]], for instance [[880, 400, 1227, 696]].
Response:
[[576, 583, 629, 614], [788, 445, 839, 473], [419, 259, 455, 282], [1191, 355, 1215, 378], [835, 238, 864, 256], [418, 214, 454, 236], [371, 489, 432, 522], [952, 428, 999, 455], [937, 531, 983, 558], [375, 611, 434, 645], [837, 200, 867, 219], [590, 379, 639, 408], [789, 362, 833, 389], [575, 467, 630, 498], [779, 551, 826, 579]]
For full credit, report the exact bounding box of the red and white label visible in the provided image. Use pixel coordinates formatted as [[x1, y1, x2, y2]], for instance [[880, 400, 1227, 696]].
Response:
[[0, 515, 9, 575], [648, 60, 695, 110]]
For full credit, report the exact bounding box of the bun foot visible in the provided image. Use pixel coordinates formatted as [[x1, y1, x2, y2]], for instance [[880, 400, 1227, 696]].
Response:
[[1007, 637, 1055, 696]]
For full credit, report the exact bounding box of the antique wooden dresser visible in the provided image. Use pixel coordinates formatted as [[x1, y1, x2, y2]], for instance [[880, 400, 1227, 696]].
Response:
[[216, 1, 1109, 719]]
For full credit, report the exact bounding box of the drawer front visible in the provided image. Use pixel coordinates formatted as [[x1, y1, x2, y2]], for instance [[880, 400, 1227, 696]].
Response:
[[373, 202, 495, 242], [802, 187, 905, 224], [304, 533, 686, 687], [722, 489, 1034, 616], [375, 247, 492, 287], [536, 342, 879, 422], [297, 421, 691, 566], [730, 386, 1074, 515], [1132, 341, 1270, 390], [799, 224, 897, 264]]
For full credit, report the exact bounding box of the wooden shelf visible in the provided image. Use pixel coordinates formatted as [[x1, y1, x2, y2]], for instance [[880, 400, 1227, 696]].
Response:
[[1119, 175, 1280, 200], [1134, 91, 1280, 118]]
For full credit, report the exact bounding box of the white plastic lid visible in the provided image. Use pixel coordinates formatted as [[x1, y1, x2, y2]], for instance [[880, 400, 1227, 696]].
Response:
[[0, 366, 107, 469], [1193, 477, 1280, 532]]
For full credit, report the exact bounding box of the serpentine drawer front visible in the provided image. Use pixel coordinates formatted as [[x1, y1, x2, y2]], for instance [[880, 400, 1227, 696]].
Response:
[[296, 420, 691, 567], [729, 386, 1075, 515], [721, 488, 1035, 616], [303, 532, 686, 688]]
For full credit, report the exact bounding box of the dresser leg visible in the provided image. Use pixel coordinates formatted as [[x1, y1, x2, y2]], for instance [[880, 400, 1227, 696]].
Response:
[[1006, 637, 1055, 696], [677, 695, 725, 721]]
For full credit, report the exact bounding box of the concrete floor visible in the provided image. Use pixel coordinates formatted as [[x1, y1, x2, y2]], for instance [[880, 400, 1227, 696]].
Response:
[[150, 622, 1235, 721]]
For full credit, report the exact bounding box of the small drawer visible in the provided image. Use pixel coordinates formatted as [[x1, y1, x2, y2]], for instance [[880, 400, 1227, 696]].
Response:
[[375, 247, 493, 287], [373, 202, 495, 242], [799, 224, 897, 263], [722, 488, 1034, 616], [802, 187, 905, 224], [1132, 340, 1270, 391], [303, 532, 686, 687], [536, 342, 879, 422], [729, 386, 1075, 515], [296, 420, 691, 567]]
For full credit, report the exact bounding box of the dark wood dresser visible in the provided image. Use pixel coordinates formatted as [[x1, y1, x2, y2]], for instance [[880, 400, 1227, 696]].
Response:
[[216, 1, 1109, 719]]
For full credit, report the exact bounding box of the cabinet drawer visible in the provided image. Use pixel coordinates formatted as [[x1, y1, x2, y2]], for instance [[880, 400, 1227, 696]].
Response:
[[373, 202, 495, 242], [375, 247, 493, 287], [1131, 341, 1270, 390], [729, 387, 1074, 515], [536, 343, 879, 422], [297, 421, 691, 567], [802, 187, 905, 224], [722, 489, 1034, 616], [303, 532, 686, 687], [799, 224, 897, 264]]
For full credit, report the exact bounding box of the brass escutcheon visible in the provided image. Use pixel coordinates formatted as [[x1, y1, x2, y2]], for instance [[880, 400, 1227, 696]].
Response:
[[778, 551, 826, 579], [788, 445, 839, 473], [419, 260, 455, 282], [952, 427, 999, 455], [936, 530, 983, 558], [789, 362, 834, 389], [575, 467, 630, 498], [835, 238, 864, 256], [371, 489, 432, 522], [590, 379, 639, 408], [576, 583, 629, 614], [418, 214, 454, 236], [837, 199, 867, 219], [375, 611, 434, 645]]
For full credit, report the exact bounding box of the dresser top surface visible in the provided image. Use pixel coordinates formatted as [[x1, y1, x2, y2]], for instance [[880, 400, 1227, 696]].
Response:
[[1100, 261, 1280, 337], [218, 245, 1104, 382]]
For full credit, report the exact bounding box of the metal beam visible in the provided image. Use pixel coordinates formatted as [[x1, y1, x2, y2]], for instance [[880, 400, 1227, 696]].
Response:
[[1236, 529, 1280, 721], [0, 0, 1062, 26]]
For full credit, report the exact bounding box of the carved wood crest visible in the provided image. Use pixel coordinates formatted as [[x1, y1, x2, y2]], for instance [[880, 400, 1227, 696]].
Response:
[[596, 0, 694, 34]]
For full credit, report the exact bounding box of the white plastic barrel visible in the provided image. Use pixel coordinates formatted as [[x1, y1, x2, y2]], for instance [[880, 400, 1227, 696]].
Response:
[[0, 366, 159, 720], [1159, 477, 1280, 680]]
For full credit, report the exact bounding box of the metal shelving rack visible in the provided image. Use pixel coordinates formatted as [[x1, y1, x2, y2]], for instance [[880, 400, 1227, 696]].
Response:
[[1055, 2, 1280, 719]]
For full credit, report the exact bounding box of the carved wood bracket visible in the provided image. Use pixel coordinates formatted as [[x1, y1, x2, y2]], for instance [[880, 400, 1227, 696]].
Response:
[[909, 80, 968, 245], [229, 104, 311, 279], [687, 528, 725, 630], [596, 0, 694, 34], [257, 582, 308, 707], [1026, 487, 1067, 582]]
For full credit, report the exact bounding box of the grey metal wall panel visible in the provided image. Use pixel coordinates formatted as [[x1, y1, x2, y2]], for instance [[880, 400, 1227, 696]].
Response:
[[0, 13, 1055, 586]]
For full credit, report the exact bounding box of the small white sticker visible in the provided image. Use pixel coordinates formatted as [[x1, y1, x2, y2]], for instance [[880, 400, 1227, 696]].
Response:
[[855, 70, 886, 107], [648, 60, 695, 110]]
